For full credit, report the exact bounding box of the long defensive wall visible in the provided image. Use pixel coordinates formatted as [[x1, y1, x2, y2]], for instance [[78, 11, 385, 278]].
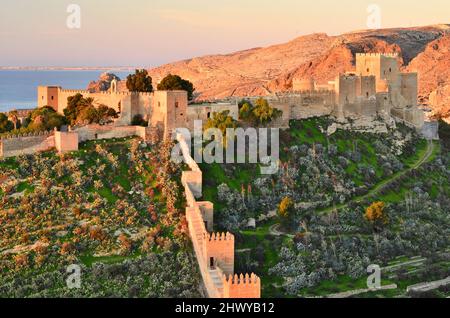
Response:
[[176, 133, 261, 298]]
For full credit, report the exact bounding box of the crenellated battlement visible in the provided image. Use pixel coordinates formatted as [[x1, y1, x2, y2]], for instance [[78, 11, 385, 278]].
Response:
[[224, 273, 260, 285], [59, 88, 90, 94], [276, 89, 335, 96], [222, 273, 261, 298], [206, 232, 234, 242], [356, 52, 399, 58], [0, 130, 53, 140]]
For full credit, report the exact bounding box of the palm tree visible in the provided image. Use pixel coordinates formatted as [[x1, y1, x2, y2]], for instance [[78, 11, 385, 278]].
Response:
[[8, 110, 19, 130]]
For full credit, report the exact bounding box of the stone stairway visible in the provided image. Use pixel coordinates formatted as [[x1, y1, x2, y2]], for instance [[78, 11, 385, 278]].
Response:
[[209, 269, 224, 294]]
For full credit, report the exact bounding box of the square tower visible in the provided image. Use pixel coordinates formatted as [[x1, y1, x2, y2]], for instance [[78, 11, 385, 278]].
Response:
[[37, 86, 60, 111], [151, 90, 188, 139], [356, 53, 400, 92]]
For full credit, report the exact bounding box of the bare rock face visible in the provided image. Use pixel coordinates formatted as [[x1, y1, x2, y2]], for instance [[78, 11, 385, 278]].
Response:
[[429, 84, 450, 120], [406, 34, 450, 104], [87, 72, 121, 93]]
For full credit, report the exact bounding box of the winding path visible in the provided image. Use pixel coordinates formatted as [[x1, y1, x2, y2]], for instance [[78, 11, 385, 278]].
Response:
[[319, 140, 436, 214], [268, 140, 436, 236]]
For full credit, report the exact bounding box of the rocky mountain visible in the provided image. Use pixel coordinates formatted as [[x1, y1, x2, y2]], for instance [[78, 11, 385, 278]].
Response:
[[406, 34, 450, 117], [144, 24, 450, 114], [87, 72, 122, 93]]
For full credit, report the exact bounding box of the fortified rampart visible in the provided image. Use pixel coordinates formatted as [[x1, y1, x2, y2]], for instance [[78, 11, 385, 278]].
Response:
[[0, 125, 158, 159], [177, 133, 261, 298], [285, 52, 425, 129], [0, 131, 55, 158]]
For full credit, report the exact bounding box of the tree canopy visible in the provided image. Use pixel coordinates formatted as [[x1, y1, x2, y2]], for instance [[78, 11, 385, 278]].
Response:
[[0, 113, 13, 133], [204, 110, 237, 136], [239, 98, 282, 126], [278, 196, 295, 230], [64, 93, 117, 125], [157, 74, 195, 100], [365, 201, 388, 230], [126, 69, 153, 93], [438, 119, 450, 150]]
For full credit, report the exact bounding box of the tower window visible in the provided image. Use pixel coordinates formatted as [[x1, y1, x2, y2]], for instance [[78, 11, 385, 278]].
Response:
[[175, 101, 179, 108], [389, 68, 392, 72], [207, 112, 211, 118], [367, 68, 370, 73], [51, 96, 54, 100]]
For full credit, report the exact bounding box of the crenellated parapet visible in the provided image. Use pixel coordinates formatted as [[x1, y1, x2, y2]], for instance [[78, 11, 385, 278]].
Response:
[[356, 52, 399, 58], [206, 232, 234, 242], [222, 273, 261, 298], [0, 130, 53, 140]]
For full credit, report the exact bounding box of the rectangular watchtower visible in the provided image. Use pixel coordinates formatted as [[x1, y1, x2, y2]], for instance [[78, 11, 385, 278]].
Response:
[[151, 90, 188, 139], [356, 53, 400, 92], [37, 86, 61, 111], [203, 232, 234, 276]]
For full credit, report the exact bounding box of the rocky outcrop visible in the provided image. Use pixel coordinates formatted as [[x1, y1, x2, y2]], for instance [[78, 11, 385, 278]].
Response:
[[406, 34, 450, 115], [87, 72, 121, 93]]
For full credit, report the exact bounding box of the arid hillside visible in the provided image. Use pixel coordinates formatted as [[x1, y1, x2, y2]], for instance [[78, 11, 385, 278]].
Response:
[[406, 34, 450, 117], [144, 24, 449, 104]]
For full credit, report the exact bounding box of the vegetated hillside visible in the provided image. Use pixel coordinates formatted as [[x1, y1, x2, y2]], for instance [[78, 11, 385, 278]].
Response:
[[143, 24, 449, 110]]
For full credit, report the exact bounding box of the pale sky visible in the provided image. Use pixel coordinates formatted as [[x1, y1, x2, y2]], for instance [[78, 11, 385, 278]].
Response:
[[0, 0, 448, 67]]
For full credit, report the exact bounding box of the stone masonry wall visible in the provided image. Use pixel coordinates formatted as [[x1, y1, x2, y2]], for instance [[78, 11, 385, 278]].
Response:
[[177, 133, 260, 298], [0, 132, 55, 158]]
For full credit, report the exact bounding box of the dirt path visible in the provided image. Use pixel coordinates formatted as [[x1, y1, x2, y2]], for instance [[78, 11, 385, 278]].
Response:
[[268, 141, 436, 237], [319, 140, 436, 214]]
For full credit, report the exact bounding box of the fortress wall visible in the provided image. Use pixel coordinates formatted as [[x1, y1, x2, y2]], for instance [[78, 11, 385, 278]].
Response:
[[336, 74, 358, 105], [56, 89, 125, 114], [376, 92, 390, 113], [138, 93, 153, 119], [257, 91, 335, 121], [74, 124, 139, 142], [0, 132, 55, 158], [357, 76, 376, 98], [186, 104, 239, 131], [177, 133, 260, 298], [292, 78, 315, 91], [54, 131, 78, 153], [400, 73, 418, 107], [196, 201, 214, 232]]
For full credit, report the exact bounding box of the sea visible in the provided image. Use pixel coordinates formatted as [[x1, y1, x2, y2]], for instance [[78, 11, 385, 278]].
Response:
[[0, 70, 132, 112]]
